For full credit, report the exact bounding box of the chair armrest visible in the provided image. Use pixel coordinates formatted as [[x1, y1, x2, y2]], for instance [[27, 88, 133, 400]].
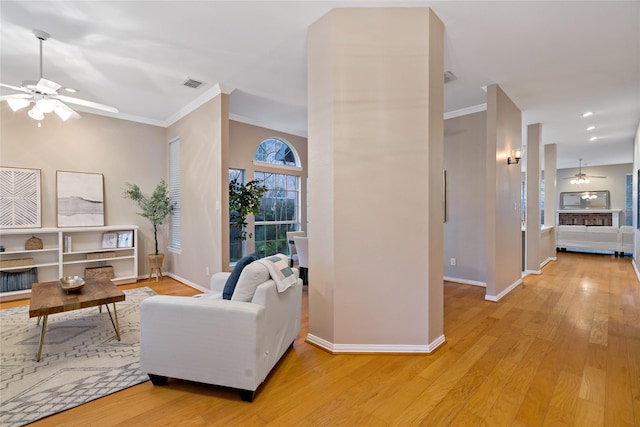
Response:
[[210, 272, 231, 292]]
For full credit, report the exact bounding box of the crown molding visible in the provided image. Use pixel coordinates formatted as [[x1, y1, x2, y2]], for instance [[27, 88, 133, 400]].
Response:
[[229, 113, 308, 138], [164, 83, 236, 127], [444, 103, 487, 120]]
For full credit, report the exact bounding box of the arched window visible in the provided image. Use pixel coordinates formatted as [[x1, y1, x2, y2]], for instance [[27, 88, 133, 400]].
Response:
[[254, 138, 299, 167], [251, 138, 300, 258]]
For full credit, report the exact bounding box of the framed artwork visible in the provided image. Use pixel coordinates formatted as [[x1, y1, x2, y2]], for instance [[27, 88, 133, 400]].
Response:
[[117, 230, 134, 248], [57, 171, 105, 227], [0, 166, 42, 229], [102, 232, 118, 249]]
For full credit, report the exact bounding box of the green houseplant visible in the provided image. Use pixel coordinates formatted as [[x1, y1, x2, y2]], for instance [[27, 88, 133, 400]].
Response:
[[123, 180, 174, 280], [229, 178, 267, 242]]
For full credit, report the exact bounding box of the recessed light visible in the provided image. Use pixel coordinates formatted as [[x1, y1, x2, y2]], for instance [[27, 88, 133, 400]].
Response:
[[589, 136, 598, 142], [586, 126, 595, 131], [64, 87, 78, 93], [582, 112, 594, 118]]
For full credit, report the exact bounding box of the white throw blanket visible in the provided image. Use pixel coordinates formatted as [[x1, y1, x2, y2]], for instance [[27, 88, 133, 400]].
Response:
[[257, 254, 298, 292]]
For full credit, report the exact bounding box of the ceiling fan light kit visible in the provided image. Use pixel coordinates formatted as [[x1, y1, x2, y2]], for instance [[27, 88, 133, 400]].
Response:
[[566, 158, 606, 185], [0, 29, 118, 125]]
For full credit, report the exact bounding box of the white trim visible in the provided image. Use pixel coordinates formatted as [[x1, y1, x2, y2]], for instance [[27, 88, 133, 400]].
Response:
[[444, 103, 487, 120], [83, 109, 166, 127], [523, 269, 541, 276], [229, 113, 308, 138], [165, 272, 209, 293], [443, 276, 486, 287], [540, 256, 556, 269], [306, 334, 446, 354], [252, 160, 303, 172], [485, 278, 523, 302], [164, 83, 235, 127], [633, 258, 640, 282]]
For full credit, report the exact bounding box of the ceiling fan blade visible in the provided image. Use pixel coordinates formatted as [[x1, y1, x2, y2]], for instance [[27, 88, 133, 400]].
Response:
[[1, 94, 32, 112], [585, 175, 607, 179], [55, 94, 118, 113], [1, 94, 32, 100], [0, 82, 32, 93], [50, 99, 81, 121], [35, 78, 61, 95]]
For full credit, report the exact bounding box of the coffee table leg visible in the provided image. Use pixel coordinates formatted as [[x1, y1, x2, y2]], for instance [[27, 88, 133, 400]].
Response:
[[104, 303, 121, 341], [36, 315, 48, 362]]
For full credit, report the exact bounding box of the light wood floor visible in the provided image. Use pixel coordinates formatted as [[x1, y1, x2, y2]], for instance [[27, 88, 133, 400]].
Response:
[[4, 251, 639, 426]]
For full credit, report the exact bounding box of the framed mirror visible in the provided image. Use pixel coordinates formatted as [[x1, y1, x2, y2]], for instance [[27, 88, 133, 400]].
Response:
[[560, 190, 610, 210]]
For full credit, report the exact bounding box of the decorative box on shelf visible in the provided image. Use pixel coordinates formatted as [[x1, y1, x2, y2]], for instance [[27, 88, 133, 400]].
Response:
[[0, 258, 35, 268], [85, 266, 115, 280]]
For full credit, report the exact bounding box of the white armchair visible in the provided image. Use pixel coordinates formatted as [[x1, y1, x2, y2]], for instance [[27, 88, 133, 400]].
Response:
[[139, 266, 302, 401]]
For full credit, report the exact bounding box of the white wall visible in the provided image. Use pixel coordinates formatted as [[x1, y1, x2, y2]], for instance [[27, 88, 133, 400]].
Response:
[[443, 111, 487, 284], [165, 95, 228, 288], [485, 84, 523, 300]]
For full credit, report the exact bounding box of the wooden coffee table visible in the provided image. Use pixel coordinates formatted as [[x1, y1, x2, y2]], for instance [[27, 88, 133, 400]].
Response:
[[28, 278, 126, 362]]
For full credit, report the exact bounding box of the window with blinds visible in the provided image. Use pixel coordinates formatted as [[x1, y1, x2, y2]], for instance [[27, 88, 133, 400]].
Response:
[[168, 138, 181, 250]]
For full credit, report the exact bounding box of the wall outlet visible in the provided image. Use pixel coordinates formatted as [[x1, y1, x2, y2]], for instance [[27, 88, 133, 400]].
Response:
[[206, 267, 210, 276], [450, 258, 456, 266]]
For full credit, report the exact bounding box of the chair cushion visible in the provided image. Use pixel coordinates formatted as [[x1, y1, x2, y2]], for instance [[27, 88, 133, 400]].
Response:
[[231, 261, 270, 302], [223, 253, 258, 300]]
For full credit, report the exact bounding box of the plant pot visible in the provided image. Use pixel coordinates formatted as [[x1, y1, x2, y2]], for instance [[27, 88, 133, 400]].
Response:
[[148, 253, 165, 281]]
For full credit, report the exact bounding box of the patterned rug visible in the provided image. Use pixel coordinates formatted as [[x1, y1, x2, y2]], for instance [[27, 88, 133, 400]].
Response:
[[0, 287, 156, 427]]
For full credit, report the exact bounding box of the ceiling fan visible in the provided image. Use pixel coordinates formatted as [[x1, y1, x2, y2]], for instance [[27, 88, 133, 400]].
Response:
[[0, 29, 118, 123], [565, 158, 606, 184]]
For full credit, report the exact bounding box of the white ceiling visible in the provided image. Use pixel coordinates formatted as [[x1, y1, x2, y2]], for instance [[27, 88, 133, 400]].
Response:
[[1, 1, 638, 170]]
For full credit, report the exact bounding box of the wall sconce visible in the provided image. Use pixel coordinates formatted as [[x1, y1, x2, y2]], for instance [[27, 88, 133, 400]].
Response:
[[507, 149, 522, 165]]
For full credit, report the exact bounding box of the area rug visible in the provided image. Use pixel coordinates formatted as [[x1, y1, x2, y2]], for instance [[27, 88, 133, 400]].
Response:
[[0, 287, 156, 427]]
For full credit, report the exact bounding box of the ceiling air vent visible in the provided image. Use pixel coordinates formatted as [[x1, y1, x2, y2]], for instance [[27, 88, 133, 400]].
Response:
[[444, 71, 457, 84], [182, 78, 205, 89]]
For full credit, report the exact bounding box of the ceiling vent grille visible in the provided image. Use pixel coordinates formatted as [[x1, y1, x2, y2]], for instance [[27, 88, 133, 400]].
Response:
[[182, 78, 205, 89], [444, 71, 457, 84]]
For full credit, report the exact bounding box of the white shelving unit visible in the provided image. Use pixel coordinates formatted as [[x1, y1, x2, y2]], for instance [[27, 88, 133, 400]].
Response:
[[0, 225, 138, 301]]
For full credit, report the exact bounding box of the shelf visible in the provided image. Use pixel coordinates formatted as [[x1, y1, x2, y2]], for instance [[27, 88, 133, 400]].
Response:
[[0, 225, 138, 294], [0, 262, 59, 272], [63, 256, 135, 265], [0, 248, 59, 255], [63, 247, 133, 256]]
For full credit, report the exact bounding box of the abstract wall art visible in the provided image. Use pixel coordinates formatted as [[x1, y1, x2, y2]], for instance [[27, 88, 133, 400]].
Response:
[[0, 166, 42, 229], [57, 171, 105, 227]]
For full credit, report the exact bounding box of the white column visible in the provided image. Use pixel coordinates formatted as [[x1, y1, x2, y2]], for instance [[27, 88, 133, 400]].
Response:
[[307, 8, 445, 352]]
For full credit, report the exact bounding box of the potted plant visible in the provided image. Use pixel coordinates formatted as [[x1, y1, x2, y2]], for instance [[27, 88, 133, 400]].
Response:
[[123, 180, 174, 279], [229, 178, 267, 242]]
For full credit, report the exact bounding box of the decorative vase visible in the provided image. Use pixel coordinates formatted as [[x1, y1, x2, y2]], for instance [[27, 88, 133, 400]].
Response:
[[147, 253, 165, 281]]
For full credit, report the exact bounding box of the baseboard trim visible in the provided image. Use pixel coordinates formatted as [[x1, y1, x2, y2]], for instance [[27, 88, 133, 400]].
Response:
[[523, 269, 542, 277], [485, 278, 523, 302], [540, 256, 556, 269], [165, 273, 209, 293], [306, 333, 446, 354], [443, 276, 486, 287], [633, 258, 640, 283]]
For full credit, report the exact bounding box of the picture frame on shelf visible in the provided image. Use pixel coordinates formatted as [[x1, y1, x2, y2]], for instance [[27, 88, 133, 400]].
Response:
[[102, 232, 117, 249], [117, 230, 134, 248]]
